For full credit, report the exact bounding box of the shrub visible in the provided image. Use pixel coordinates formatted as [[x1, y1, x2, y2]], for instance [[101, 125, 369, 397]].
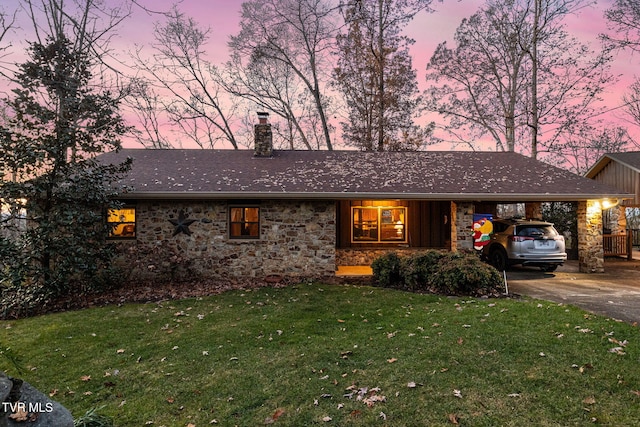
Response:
[[371, 252, 403, 288], [371, 250, 504, 296], [401, 250, 446, 291], [430, 252, 504, 296]]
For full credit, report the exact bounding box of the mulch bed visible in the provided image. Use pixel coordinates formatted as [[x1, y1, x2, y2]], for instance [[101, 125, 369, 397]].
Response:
[[2, 274, 374, 319]]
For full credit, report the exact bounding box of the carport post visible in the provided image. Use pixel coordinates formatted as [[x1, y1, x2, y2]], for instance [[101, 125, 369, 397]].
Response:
[[577, 200, 605, 273]]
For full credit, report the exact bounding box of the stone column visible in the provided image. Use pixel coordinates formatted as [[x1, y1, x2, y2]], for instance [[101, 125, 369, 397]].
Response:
[[577, 200, 604, 273], [525, 202, 543, 220], [454, 201, 474, 251]]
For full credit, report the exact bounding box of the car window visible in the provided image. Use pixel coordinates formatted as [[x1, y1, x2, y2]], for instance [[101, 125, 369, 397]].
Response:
[[516, 225, 557, 238], [493, 222, 510, 233]]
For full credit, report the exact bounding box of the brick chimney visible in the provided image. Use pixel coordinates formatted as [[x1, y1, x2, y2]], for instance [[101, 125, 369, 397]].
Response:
[[254, 112, 273, 157]]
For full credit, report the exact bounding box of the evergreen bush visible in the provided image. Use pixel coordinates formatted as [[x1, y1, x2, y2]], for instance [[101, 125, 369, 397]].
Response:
[[371, 250, 504, 296]]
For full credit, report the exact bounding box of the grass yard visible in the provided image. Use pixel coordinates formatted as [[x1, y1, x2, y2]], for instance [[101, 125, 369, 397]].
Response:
[[1, 282, 639, 426]]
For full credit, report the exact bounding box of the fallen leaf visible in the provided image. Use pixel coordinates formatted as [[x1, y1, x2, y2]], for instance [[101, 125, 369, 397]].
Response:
[[322, 416, 332, 422], [583, 396, 596, 405], [167, 397, 175, 404], [116, 349, 125, 354], [387, 358, 398, 363], [457, 337, 464, 345], [379, 411, 387, 420], [80, 375, 91, 382], [9, 409, 28, 422], [264, 408, 285, 424], [453, 389, 463, 398], [448, 413, 459, 424], [49, 389, 58, 397], [187, 424, 196, 427], [408, 382, 417, 388], [631, 390, 640, 397]]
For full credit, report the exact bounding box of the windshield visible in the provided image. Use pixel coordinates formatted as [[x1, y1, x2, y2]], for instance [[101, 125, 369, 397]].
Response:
[[515, 225, 558, 239]]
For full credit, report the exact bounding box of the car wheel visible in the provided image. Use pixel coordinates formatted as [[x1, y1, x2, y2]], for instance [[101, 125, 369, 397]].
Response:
[[490, 249, 508, 271], [540, 264, 558, 272]]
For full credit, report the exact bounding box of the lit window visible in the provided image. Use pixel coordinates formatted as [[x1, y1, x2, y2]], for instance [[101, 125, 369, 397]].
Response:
[[352, 207, 406, 243], [230, 207, 260, 239], [108, 207, 136, 239]]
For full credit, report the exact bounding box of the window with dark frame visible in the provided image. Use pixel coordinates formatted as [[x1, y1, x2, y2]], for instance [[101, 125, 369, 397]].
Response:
[[229, 207, 260, 239], [351, 206, 406, 243], [107, 207, 136, 239]]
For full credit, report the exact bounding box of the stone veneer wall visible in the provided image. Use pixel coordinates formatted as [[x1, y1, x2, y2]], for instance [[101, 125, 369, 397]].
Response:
[[577, 200, 604, 273], [116, 199, 336, 281], [336, 247, 434, 266], [454, 201, 474, 251], [605, 205, 627, 234]]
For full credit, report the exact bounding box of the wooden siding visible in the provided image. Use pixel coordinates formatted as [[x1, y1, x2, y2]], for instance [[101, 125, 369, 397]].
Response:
[[592, 161, 640, 206], [336, 200, 451, 249]]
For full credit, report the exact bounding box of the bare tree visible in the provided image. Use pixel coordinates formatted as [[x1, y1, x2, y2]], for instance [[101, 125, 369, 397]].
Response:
[[425, 3, 529, 151], [425, 0, 615, 161], [552, 126, 637, 174], [132, 7, 239, 149], [125, 77, 172, 148], [333, 0, 433, 151], [221, 49, 315, 150], [603, 0, 640, 130], [230, 0, 338, 150], [0, 6, 17, 58]]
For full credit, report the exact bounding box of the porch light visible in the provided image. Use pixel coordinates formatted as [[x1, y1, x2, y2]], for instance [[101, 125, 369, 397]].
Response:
[[601, 198, 620, 209]]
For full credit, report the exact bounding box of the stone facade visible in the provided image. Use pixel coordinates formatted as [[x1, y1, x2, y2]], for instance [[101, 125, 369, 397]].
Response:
[[604, 205, 627, 234], [577, 200, 604, 273], [115, 199, 336, 281], [336, 248, 429, 266], [454, 201, 474, 251]]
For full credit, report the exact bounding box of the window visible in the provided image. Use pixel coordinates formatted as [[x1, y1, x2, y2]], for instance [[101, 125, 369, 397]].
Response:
[[108, 207, 136, 238], [230, 207, 260, 239], [352, 206, 406, 243]]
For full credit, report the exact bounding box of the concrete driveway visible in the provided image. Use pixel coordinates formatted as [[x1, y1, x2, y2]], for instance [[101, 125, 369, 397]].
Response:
[[506, 258, 640, 324]]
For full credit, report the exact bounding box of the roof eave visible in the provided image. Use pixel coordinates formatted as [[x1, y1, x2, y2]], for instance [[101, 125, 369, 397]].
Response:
[[116, 191, 633, 202]]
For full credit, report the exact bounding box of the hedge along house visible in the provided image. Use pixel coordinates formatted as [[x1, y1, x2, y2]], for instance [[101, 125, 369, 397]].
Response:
[[98, 114, 630, 280]]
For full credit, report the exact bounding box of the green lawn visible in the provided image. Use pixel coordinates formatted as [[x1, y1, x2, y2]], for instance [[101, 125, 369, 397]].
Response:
[[1, 283, 639, 426]]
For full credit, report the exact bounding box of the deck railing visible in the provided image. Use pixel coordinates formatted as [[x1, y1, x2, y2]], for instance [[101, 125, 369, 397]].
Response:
[[603, 231, 634, 260], [631, 229, 640, 247]]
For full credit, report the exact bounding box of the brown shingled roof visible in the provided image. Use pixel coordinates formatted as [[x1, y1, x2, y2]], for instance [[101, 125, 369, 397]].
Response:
[[98, 149, 630, 201]]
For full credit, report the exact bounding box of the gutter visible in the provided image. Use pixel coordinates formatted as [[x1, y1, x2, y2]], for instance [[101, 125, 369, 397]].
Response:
[[115, 191, 633, 202]]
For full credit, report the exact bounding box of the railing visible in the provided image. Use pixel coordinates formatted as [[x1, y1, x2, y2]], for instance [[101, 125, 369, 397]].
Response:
[[631, 229, 640, 247], [603, 231, 634, 260]]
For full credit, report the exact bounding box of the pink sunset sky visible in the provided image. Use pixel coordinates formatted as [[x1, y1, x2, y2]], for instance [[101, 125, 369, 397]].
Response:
[[2, 0, 638, 149]]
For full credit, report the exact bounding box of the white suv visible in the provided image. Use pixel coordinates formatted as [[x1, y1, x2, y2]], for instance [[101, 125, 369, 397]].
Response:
[[482, 219, 567, 272]]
